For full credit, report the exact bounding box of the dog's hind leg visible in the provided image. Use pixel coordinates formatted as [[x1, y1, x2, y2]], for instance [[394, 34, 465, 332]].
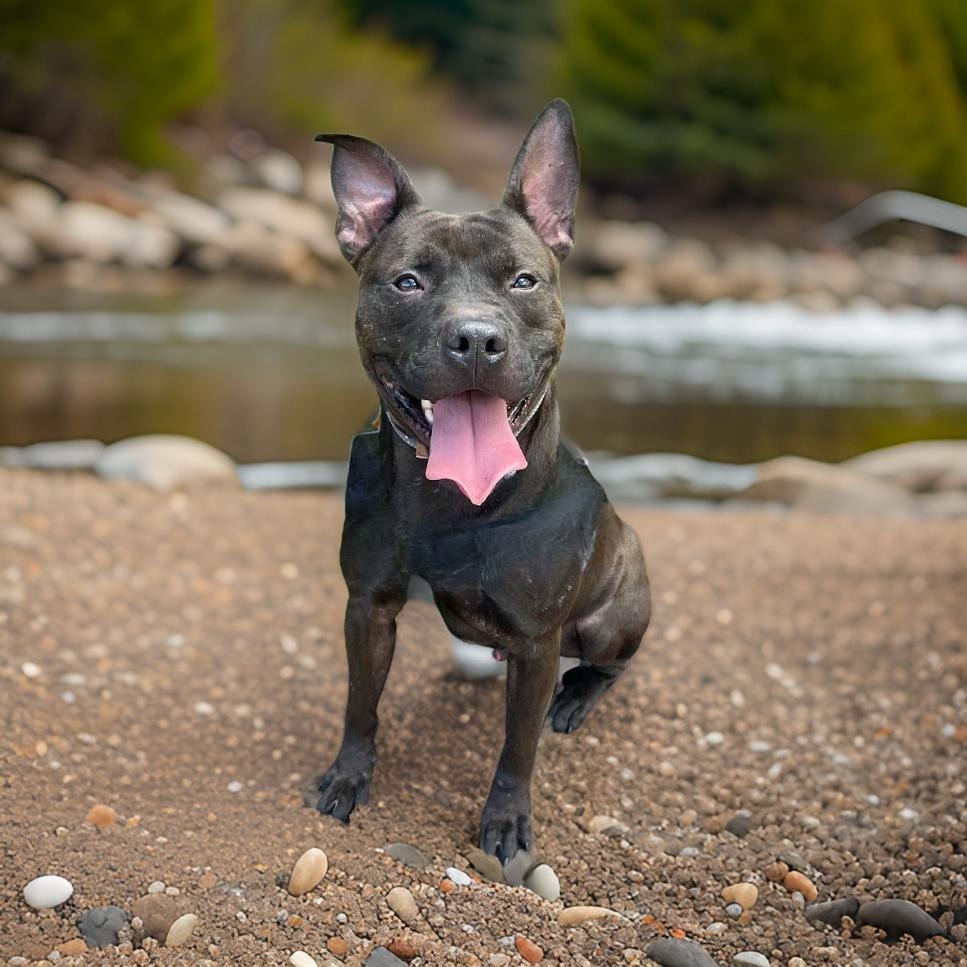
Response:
[[549, 516, 650, 734]]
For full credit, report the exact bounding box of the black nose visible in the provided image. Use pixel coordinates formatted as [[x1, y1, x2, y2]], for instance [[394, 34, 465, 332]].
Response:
[[444, 320, 509, 370]]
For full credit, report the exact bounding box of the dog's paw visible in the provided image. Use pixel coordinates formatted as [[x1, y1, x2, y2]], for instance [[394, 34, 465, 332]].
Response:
[[315, 762, 371, 824], [479, 787, 532, 864], [548, 665, 616, 734]]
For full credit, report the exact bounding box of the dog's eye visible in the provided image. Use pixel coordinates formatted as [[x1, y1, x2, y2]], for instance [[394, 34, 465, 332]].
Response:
[[512, 273, 538, 290], [393, 274, 421, 292]]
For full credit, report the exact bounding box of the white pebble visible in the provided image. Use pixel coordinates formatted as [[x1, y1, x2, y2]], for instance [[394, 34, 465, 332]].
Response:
[[734, 954, 770, 967], [165, 912, 198, 947], [289, 953, 319, 967], [524, 863, 560, 902], [703, 731, 725, 746], [227, 781, 243, 793], [23, 875, 73, 909], [147, 880, 165, 893], [194, 701, 214, 716], [445, 867, 472, 887], [21, 661, 41, 678]]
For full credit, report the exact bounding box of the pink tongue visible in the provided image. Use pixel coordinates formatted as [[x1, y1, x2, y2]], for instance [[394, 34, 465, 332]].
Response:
[[425, 390, 527, 505]]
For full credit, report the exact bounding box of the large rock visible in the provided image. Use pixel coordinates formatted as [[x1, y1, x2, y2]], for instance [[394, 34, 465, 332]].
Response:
[[582, 219, 669, 271], [218, 187, 339, 262], [843, 441, 967, 493], [646, 937, 720, 967], [122, 216, 180, 269], [0, 439, 105, 470], [56, 201, 136, 263], [95, 435, 238, 490], [736, 456, 916, 515], [251, 149, 303, 195], [220, 220, 317, 282], [147, 190, 230, 245], [0, 209, 40, 270], [3, 179, 62, 250]]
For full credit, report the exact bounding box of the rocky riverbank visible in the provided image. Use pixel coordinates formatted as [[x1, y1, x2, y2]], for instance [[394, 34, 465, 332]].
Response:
[[2, 435, 966, 517], [0, 132, 965, 309], [1, 469, 964, 965]]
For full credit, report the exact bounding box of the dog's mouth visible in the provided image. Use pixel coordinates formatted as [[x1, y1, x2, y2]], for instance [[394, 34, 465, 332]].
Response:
[[374, 366, 550, 506]]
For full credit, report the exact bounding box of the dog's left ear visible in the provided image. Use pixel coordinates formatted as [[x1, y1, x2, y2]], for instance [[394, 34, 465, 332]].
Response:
[[315, 133, 421, 267], [503, 99, 580, 260]]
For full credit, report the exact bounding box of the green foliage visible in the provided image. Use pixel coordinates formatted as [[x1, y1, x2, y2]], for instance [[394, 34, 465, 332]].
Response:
[[0, 0, 218, 165], [556, 0, 967, 202], [344, 0, 559, 115], [218, 0, 449, 159]]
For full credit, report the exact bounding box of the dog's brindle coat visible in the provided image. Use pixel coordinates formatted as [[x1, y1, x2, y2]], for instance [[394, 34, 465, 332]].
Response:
[[315, 100, 651, 863]]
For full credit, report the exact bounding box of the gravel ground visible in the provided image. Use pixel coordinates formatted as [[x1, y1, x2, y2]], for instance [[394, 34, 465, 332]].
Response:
[[1, 468, 965, 966]]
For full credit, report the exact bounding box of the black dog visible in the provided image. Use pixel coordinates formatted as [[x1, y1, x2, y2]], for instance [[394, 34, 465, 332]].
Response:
[[315, 100, 651, 863]]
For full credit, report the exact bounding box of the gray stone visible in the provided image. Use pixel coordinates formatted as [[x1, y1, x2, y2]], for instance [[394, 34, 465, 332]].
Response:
[[95, 435, 238, 490], [500, 848, 533, 888], [724, 812, 753, 838], [523, 863, 560, 901], [384, 842, 431, 870], [845, 440, 967, 493], [646, 937, 720, 967], [364, 947, 407, 967], [0, 209, 39, 270], [725, 903, 743, 918], [804, 896, 860, 928], [733, 954, 769, 967], [6, 439, 105, 471], [78, 905, 129, 947], [855, 898, 945, 941]]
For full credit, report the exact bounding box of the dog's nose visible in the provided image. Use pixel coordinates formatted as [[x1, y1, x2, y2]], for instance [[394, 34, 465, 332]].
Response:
[[444, 320, 509, 369]]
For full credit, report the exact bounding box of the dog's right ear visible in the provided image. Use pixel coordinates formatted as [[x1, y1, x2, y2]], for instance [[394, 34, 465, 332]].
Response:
[[314, 134, 420, 267]]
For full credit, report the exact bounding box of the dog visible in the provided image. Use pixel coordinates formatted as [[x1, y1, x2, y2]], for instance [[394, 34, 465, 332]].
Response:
[[314, 99, 651, 863]]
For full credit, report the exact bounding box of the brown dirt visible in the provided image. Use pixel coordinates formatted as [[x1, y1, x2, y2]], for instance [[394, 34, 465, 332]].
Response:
[[1, 468, 965, 966]]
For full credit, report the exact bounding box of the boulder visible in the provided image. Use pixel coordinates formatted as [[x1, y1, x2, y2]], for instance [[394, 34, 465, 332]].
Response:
[[218, 187, 339, 262], [251, 149, 303, 195], [3, 179, 62, 251], [0, 209, 40, 270], [582, 219, 669, 271], [736, 456, 916, 515], [122, 216, 180, 269], [95, 435, 238, 490], [147, 190, 230, 245], [843, 441, 967, 493], [220, 219, 317, 282], [57, 201, 136, 263]]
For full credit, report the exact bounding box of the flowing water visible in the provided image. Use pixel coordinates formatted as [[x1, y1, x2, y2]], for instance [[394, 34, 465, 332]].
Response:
[[1, 281, 965, 465]]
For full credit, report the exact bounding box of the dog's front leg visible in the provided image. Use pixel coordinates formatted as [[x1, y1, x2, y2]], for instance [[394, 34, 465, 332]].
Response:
[[317, 593, 403, 823], [479, 634, 560, 862]]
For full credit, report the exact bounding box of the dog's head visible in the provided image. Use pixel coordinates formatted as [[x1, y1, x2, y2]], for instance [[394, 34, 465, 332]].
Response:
[[318, 100, 579, 505]]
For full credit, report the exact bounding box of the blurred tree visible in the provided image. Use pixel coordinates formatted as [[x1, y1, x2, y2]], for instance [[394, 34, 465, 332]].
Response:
[[344, 0, 558, 115], [0, 0, 218, 165], [218, 0, 450, 159], [557, 0, 967, 203]]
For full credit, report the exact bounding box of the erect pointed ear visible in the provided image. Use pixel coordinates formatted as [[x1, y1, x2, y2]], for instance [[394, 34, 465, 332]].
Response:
[[503, 99, 580, 260], [314, 134, 420, 267]]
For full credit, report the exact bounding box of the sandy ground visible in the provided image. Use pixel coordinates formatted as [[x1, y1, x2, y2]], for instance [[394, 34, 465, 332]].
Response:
[[1, 468, 965, 966]]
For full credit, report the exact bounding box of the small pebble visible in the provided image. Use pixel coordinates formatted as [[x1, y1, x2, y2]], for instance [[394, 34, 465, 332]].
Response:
[[85, 804, 117, 828], [387, 937, 422, 959], [289, 953, 319, 967], [55, 940, 86, 957], [226, 781, 243, 793], [589, 814, 628, 836], [646, 937, 719, 967], [467, 847, 505, 883], [327, 937, 349, 956], [490, 956, 510, 967], [733, 954, 770, 967], [804, 897, 860, 928], [21, 661, 41, 678], [722, 882, 758, 910], [783, 871, 818, 902], [523, 863, 560, 901], [386, 886, 419, 925], [855, 898, 944, 941], [558, 905, 622, 925], [23, 875, 74, 909], [78, 905, 129, 947], [131, 893, 180, 941], [725, 812, 754, 837], [147, 881, 165, 894], [788, 959, 806, 967], [514, 935, 543, 964], [164, 913, 198, 947], [384, 843, 431, 869], [365, 948, 407, 967], [288, 848, 328, 896], [445, 866, 472, 887], [726, 903, 743, 918]]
